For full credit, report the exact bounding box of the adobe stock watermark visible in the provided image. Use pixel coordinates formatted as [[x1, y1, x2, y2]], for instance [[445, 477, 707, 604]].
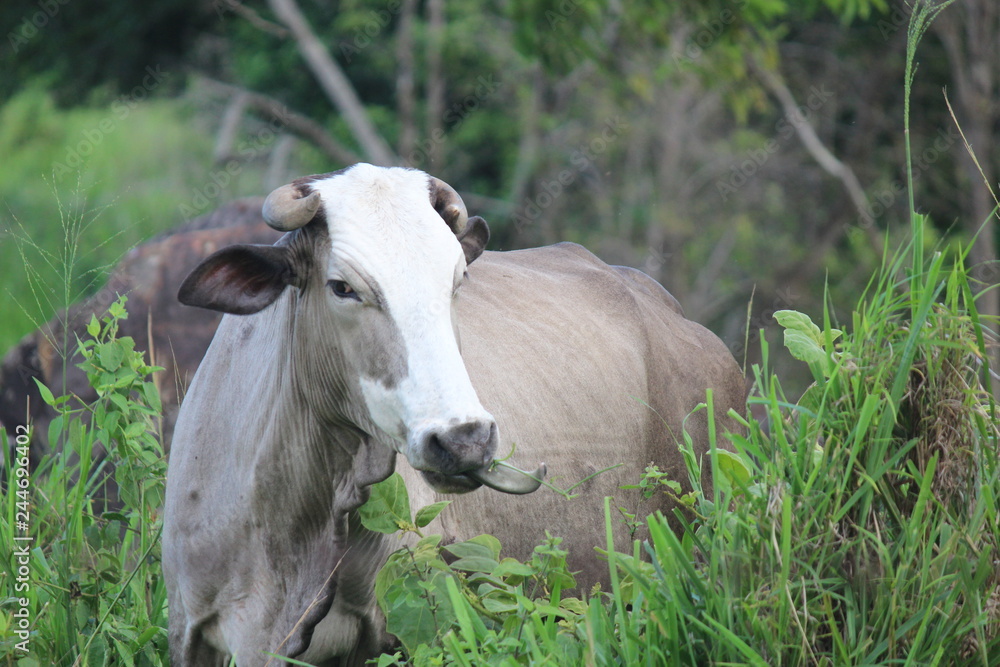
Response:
[[51, 65, 170, 181], [178, 106, 296, 220], [844, 125, 959, 241], [403, 75, 503, 168], [339, 0, 405, 63], [671, 0, 751, 66], [730, 286, 798, 360], [642, 244, 674, 278], [512, 116, 629, 232], [10, 424, 34, 656], [970, 261, 1000, 289], [875, 2, 913, 41], [544, 0, 590, 28], [715, 84, 835, 201], [7, 0, 70, 54]]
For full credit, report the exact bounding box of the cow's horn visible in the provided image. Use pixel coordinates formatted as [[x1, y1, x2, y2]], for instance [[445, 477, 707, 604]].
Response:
[[262, 184, 321, 231], [468, 461, 547, 495], [428, 177, 469, 235]]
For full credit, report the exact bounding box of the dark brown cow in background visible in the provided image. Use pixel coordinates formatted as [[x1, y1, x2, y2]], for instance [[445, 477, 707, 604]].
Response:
[[0, 198, 281, 464]]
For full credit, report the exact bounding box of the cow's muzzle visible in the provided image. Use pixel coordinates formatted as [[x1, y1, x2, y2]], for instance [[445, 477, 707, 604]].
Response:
[[410, 420, 546, 494], [418, 419, 498, 474]]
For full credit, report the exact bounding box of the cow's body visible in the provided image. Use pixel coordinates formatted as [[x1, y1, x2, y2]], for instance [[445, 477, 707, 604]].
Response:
[[409, 243, 743, 583], [163, 165, 745, 666]]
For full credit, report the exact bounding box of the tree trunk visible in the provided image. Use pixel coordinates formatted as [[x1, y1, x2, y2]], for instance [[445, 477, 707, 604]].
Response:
[[395, 0, 418, 163], [267, 0, 396, 166], [424, 0, 445, 168], [213, 92, 248, 163], [934, 3, 999, 330]]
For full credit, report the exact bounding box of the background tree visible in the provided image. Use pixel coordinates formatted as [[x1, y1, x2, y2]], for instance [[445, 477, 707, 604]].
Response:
[[1, 0, 995, 394]]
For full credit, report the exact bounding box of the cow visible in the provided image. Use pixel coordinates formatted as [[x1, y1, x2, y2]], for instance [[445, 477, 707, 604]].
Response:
[[163, 163, 746, 666], [0, 199, 281, 474]]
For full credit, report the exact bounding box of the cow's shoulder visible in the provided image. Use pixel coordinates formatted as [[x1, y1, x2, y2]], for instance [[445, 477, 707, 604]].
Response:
[[609, 264, 684, 316], [476, 244, 682, 317]]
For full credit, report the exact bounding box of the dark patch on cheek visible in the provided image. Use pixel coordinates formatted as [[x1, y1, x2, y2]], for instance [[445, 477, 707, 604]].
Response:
[[364, 309, 409, 388]]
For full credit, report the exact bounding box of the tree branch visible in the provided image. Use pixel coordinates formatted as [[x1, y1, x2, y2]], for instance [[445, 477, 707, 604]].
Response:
[[213, 91, 249, 163], [267, 0, 396, 166], [219, 0, 290, 38], [199, 77, 360, 166], [747, 55, 884, 257]]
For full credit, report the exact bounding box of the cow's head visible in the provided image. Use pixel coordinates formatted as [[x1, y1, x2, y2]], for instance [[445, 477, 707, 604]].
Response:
[[178, 164, 542, 494]]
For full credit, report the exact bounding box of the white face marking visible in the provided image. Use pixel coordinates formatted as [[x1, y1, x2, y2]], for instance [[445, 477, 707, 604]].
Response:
[[308, 165, 495, 467]]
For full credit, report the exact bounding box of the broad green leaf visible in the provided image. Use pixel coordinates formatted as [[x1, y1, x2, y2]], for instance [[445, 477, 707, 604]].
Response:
[[449, 556, 500, 573], [33, 377, 56, 406], [375, 552, 410, 610], [123, 421, 146, 440], [716, 449, 752, 491], [774, 309, 842, 366], [384, 574, 455, 654], [414, 501, 450, 528], [99, 341, 124, 372], [560, 597, 588, 615], [48, 414, 64, 449], [782, 329, 827, 365], [142, 381, 162, 412], [109, 392, 130, 412], [492, 559, 535, 579], [466, 534, 502, 559], [444, 539, 499, 562], [481, 593, 519, 614], [86, 632, 109, 667], [359, 473, 412, 534], [416, 533, 443, 549], [113, 636, 136, 667], [108, 297, 128, 320]]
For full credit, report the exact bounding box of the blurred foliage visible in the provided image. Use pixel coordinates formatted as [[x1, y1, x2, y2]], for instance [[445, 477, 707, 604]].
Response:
[[1, 0, 991, 396], [0, 0, 201, 104], [0, 83, 323, 352]]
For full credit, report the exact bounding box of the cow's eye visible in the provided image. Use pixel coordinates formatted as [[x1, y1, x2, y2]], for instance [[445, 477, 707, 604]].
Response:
[[328, 280, 360, 301]]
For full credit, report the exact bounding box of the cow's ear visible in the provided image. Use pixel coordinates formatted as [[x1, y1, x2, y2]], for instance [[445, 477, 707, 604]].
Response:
[[458, 216, 489, 265], [179, 244, 296, 315]]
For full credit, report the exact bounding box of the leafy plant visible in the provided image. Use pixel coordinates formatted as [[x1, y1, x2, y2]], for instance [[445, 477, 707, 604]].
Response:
[[364, 473, 615, 665], [1, 296, 169, 666]]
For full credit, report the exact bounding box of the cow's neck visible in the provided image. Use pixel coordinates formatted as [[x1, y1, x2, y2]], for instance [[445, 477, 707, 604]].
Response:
[[236, 288, 395, 545], [185, 287, 397, 660]]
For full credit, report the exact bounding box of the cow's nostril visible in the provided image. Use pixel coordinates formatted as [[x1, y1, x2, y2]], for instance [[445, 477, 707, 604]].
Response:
[[425, 431, 453, 468], [420, 420, 497, 473]]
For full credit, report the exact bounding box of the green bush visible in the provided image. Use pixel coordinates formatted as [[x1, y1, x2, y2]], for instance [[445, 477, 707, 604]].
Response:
[[1, 296, 169, 665]]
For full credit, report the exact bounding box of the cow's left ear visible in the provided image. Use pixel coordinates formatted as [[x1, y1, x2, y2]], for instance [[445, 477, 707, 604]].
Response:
[[458, 216, 489, 265], [178, 244, 296, 315]]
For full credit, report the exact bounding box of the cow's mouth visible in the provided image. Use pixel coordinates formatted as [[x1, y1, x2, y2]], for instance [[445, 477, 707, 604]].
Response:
[[422, 461, 547, 495]]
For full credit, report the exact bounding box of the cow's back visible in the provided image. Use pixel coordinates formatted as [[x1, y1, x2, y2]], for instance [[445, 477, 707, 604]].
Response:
[[404, 243, 745, 587]]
